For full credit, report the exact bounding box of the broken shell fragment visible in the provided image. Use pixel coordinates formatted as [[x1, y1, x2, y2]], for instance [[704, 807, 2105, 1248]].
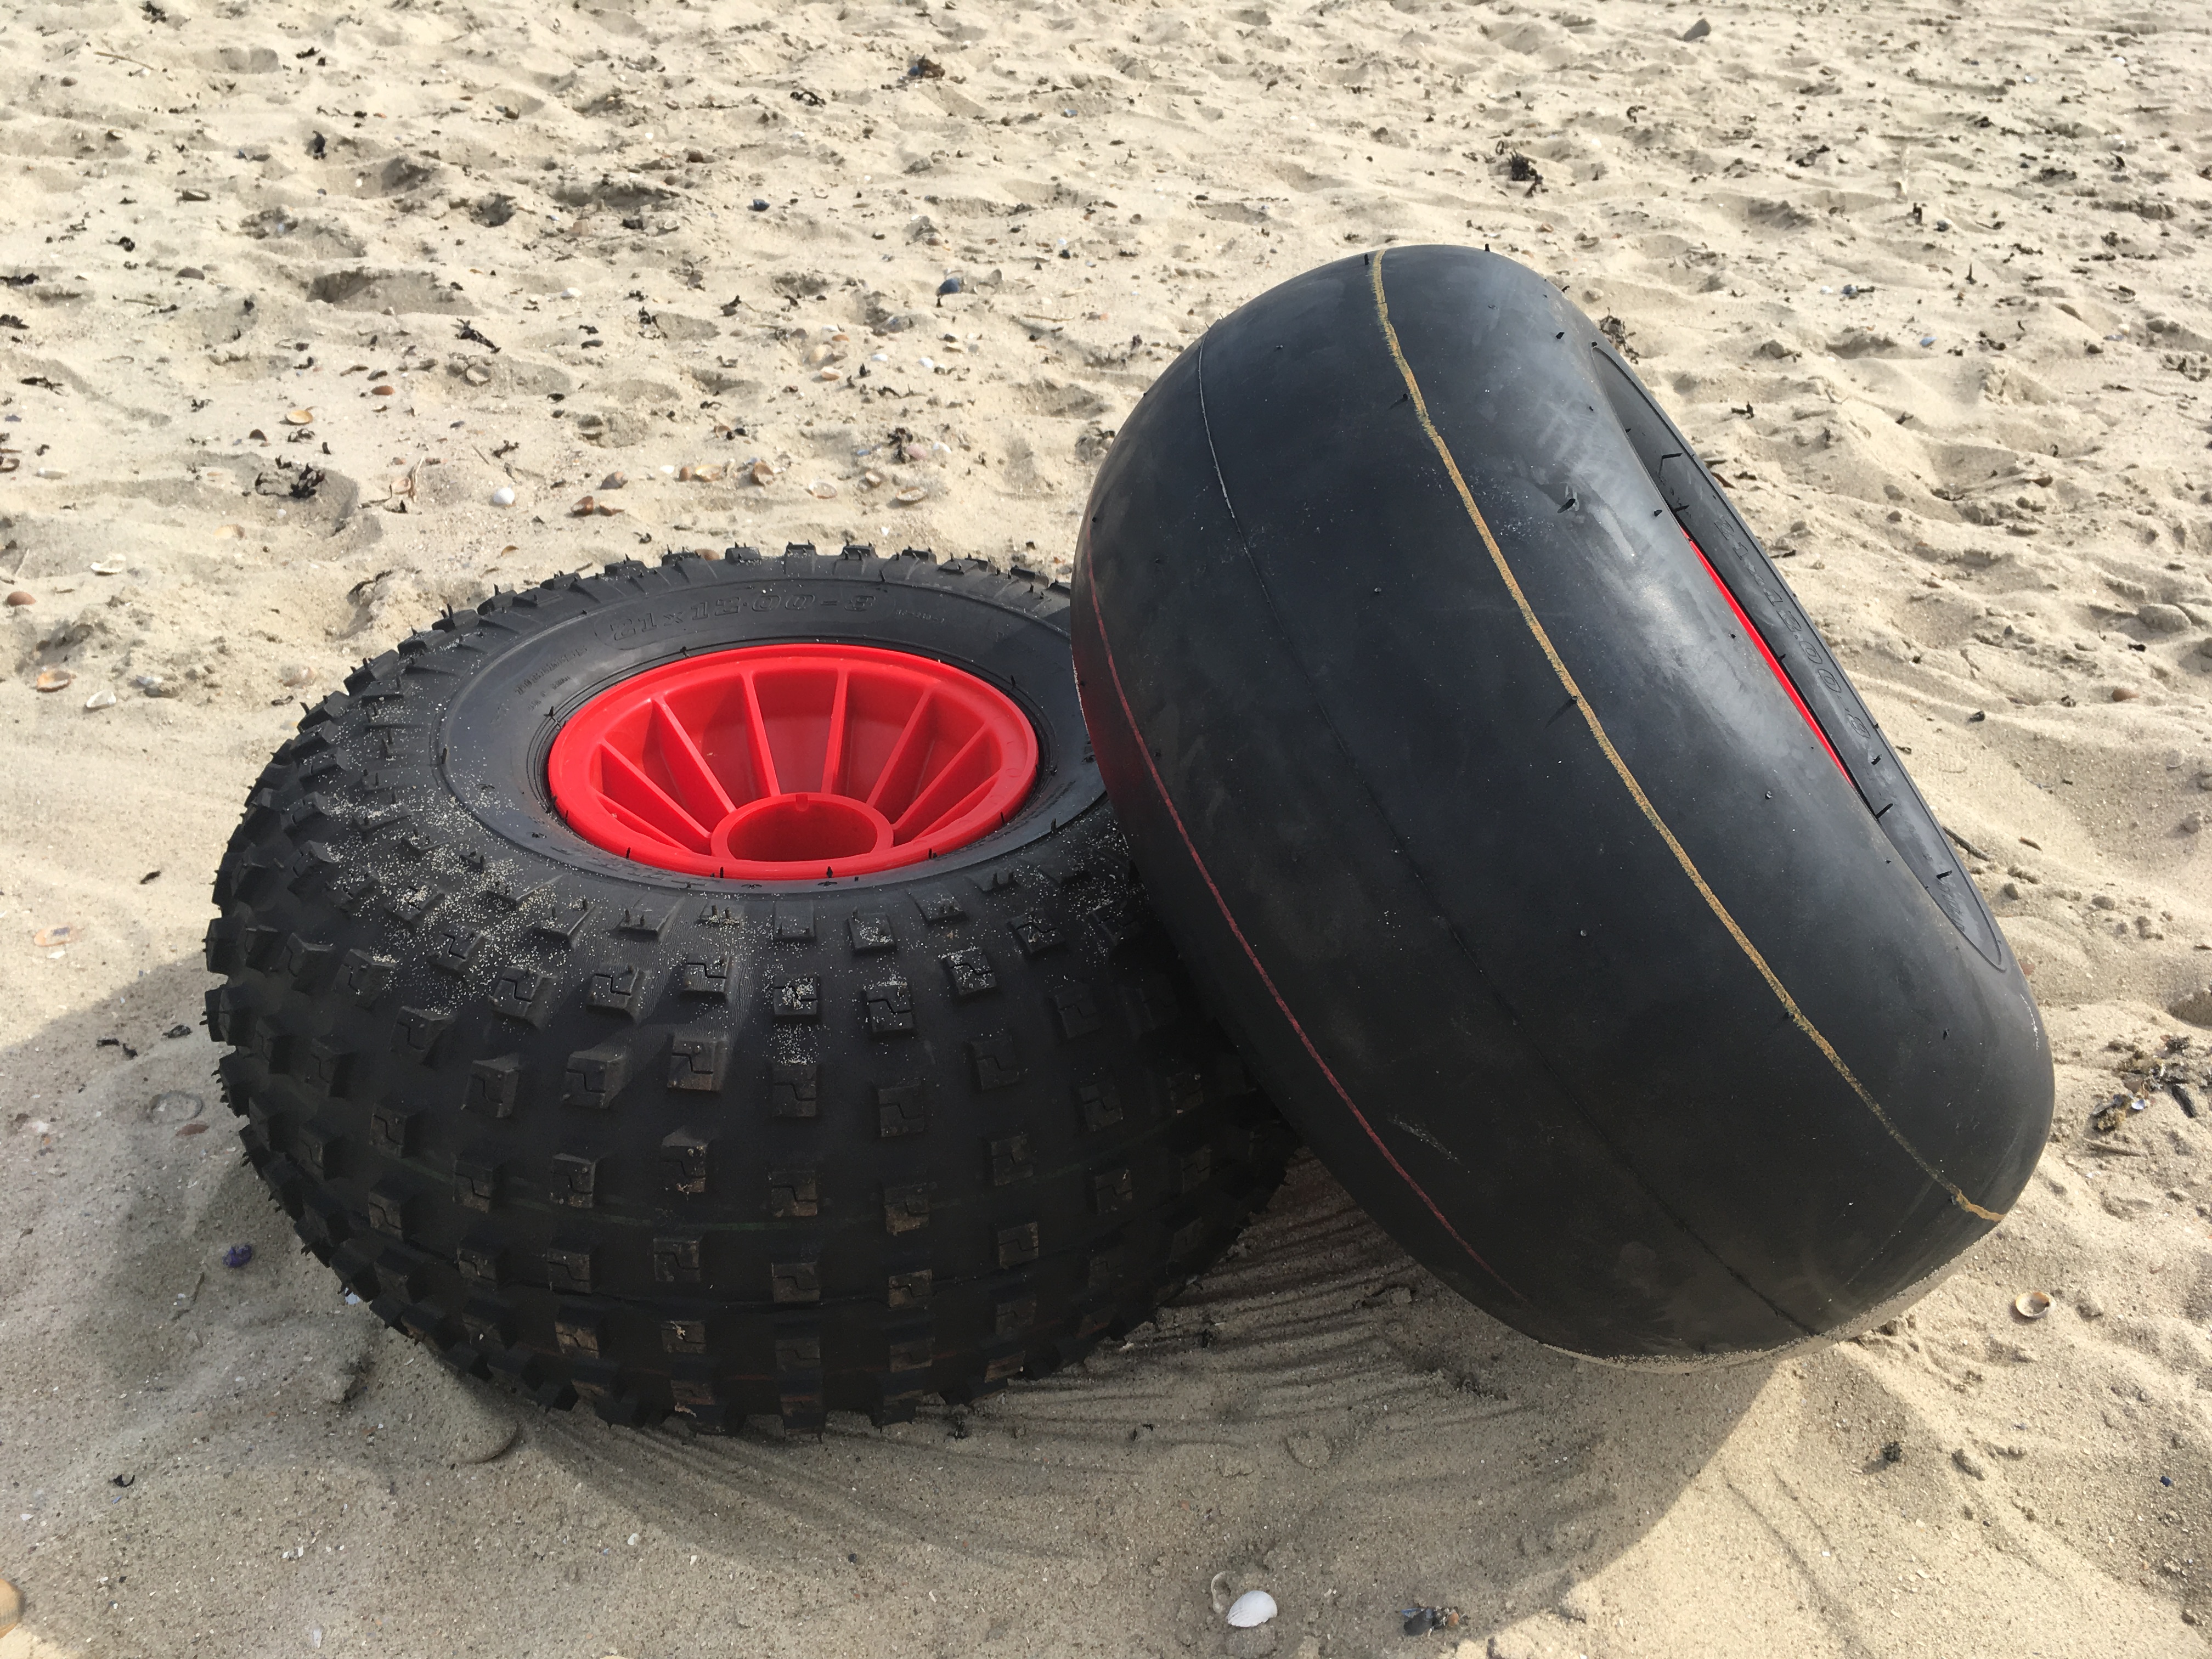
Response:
[[213, 524, 244, 539], [34, 667, 74, 692], [83, 687, 116, 710], [32, 924, 74, 947], [808, 480, 837, 499], [2013, 1290, 2052, 1320], [600, 472, 627, 490], [89, 560, 125, 575], [749, 460, 777, 486], [894, 486, 927, 505], [0, 1571, 19, 1637]]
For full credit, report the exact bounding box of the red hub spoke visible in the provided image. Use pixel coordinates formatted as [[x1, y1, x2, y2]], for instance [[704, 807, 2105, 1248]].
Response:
[[547, 645, 1038, 880]]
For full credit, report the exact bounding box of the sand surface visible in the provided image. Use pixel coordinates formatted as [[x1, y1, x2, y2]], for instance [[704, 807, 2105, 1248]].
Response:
[[3, 0, 2211, 1654]]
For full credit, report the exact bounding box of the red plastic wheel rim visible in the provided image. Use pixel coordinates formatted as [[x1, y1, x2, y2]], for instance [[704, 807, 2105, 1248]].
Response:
[[546, 644, 1039, 879]]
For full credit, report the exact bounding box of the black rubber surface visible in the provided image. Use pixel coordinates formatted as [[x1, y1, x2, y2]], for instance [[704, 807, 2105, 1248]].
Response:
[[1072, 247, 2052, 1362], [207, 548, 1289, 1429]]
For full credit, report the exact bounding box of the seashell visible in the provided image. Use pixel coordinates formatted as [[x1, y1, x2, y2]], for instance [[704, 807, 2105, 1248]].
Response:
[[900, 442, 929, 463], [818, 367, 843, 382], [894, 486, 927, 505], [862, 470, 884, 488], [1210, 1573, 1235, 1617], [278, 664, 316, 688], [0, 1573, 18, 1638], [370, 385, 396, 397], [32, 924, 74, 947], [2112, 687, 2140, 702], [572, 495, 599, 517], [464, 366, 492, 386], [808, 481, 837, 499], [750, 460, 777, 487], [34, 667, 73, 692], [601, 472, 628, 490], [5, 590, 33, 605], [34, 466, 67, 479], [284, 408, 315, 425], [89, 560, 126, 575], [2013, 1290, 2052, 1320], [1226, 1591, 1278, 1629], [83, 687, 116, 710], [918, 356, 936, 370], [213, 524, 244, 539], [490, 485, 516, 507]]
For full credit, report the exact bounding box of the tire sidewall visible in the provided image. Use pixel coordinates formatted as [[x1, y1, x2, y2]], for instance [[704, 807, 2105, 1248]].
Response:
[[439, 558, 1098, 891]]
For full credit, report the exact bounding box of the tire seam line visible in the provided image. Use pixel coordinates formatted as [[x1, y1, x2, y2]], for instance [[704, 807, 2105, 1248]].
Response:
[[1369, 247, 2001, 1226]]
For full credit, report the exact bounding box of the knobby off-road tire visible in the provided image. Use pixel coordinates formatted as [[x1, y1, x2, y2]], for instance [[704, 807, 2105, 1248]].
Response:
[[206, 547, 1289, 1431]]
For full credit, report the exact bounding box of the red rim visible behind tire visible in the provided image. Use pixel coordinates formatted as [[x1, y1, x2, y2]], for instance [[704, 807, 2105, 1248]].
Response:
[[546, 644, 1038, 879]]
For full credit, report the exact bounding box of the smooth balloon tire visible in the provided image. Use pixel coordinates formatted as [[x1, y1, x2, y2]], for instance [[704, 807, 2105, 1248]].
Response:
[[1073, 247, 2052, 1363]]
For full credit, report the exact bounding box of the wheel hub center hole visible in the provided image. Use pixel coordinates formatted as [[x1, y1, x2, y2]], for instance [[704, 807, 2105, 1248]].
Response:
[[718, 793, 889, 865]]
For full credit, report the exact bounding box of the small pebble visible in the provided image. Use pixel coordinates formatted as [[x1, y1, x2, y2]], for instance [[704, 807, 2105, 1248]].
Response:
[[1227, 1591, 1278, 1629], [223, 1243, 255, 1269], [750, 198, 771, 212], [560, 286, 581, 298], [2112, 687, 2140, 702], [371, 384, 396, 397], [2013, 1290, 2052, 1319], [278, 664, 316, 688], [490, 485, 516, 507], [1918, 335, 1937, 347], [937, 275, 963, 296], [83, 687, 116, 710], [601, 472, 628, 490], [4, 590, 32, 605], [34, 667, 74, 692]]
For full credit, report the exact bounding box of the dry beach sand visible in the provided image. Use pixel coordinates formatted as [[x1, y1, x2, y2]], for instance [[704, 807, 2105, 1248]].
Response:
[[2, 0, 2212, 1654]]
